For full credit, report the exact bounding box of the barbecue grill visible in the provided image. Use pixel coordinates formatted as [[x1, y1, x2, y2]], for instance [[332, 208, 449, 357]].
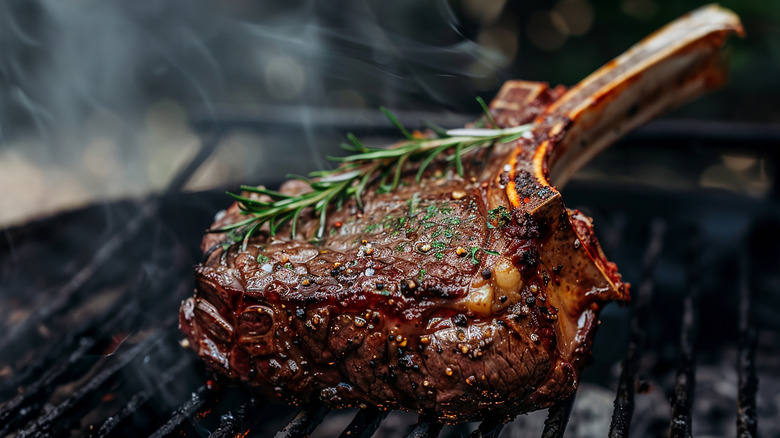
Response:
[[1, 115, 778, 437], [3, 1, 779, 436]]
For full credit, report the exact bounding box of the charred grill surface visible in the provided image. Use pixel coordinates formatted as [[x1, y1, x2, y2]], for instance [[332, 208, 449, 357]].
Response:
[[179, 5, 743, 422], [1, 123, 779, 436]]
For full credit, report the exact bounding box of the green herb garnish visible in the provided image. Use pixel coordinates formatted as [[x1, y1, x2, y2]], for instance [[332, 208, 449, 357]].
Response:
[[469, 247, 481, 265], [487, 205, 512, 229], [215, 102, 532, 249], [468, 246, 500, 264]]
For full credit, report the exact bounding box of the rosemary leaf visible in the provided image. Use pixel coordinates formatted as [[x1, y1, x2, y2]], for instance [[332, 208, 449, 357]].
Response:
[[211, 215, 260, 233], [287, 174, 312, 183], [290, 206, 305, 238], [316, 200, 329, 239], [416, 143, 451, 182], [347, 132, 369, 152], [227, 192, 273, 207], [391, 154, 409, 191], [354, 164, 377, 210], [239, 185, 291, 198], [328, 145, 413, 162], [476, 96, 498, 128], [380, 106, 413, 139], [242, 220, 262, 251], [454, 143, 465, 176], [339, 142, 360, 152], [497, 132, 526, 143], [423, 120, 449, 138]]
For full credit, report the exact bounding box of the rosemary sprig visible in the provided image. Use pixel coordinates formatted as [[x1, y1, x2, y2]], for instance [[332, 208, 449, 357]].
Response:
[[215, 103, 532, 249]]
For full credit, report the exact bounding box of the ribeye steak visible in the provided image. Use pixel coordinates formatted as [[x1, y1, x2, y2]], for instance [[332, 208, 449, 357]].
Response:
[[180, 5, 743, 422]]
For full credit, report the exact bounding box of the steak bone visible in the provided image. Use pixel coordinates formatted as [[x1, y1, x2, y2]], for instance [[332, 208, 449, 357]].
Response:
[[484, 3, 742, 357]]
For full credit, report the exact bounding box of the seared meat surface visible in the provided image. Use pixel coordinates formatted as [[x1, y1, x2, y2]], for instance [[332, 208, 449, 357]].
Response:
[[184, 84, 623, 421], [180, 6, 742, 423]]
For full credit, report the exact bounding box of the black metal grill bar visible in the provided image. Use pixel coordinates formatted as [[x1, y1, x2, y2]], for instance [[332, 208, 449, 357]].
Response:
[[274, 403, 330, 438], [90, 355, 193, 438], [0, 333, 97, 435], [208, 412, 243, 438], [541, 396, 575, 438], [207, 399, 255, 438], [0, 201, 157, 357], [337, 407, 389, 438], [406, 418, 443, 438], [0, 267, 173, 399], [0, 272, 190, 435], [0, 325, 89, 396], [608, 220, 666, 438], [668, 235, 702, 438], [468, 419, 504, 438], [1, 293, 127, 398], [737, 254, 759, 438], [16, 333, 169, 437], [148, 384, 212, 438]]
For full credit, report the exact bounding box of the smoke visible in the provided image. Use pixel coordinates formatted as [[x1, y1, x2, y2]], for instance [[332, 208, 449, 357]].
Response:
[[0, 0, 510, 226]]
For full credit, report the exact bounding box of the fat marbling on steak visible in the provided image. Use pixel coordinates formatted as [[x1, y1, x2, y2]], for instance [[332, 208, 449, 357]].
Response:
[[180, 6, 743, 422]]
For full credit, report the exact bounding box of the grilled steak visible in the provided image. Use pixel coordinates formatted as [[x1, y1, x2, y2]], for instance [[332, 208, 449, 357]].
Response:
[[180, 6, 743, 422]]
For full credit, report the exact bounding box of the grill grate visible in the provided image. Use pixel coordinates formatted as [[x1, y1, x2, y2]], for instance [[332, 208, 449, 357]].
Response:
[[338, 407, 388, 438], [406, 418, 444, 438], [1, 119, 778, 437], [540, 397, 574, 438], [91, 355, 192, 438], [668, 234, 701, 438], [737, 254, 759, 438], [275, 404, 331, 438], [608, 220, 665, 438]]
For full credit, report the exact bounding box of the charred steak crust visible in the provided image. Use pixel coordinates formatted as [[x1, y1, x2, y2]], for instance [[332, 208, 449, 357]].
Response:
[[180, 82, 627, 422], [180, 5, 745, 422]]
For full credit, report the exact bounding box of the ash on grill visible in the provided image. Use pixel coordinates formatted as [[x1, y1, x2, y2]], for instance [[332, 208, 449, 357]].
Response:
[[1, 119, 779, 437]]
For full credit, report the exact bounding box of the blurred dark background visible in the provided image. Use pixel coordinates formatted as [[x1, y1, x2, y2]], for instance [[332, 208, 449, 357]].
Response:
[[0, 0, 777, 225]]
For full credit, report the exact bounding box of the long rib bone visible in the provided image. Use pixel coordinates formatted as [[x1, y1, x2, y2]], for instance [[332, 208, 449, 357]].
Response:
[[510, 4, 744, 188], [486, 4, 743, 358]]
